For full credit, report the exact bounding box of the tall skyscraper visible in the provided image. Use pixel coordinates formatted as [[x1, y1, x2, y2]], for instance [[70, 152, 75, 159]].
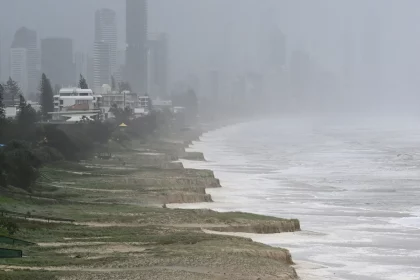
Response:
[[41, 38, 74, 88], [95, 8, 117, 75], [9, 48, 28, 95], [11, 27, 39, 95], [148, 33, 168, 98], [126, 0, 148, 94], [93, 41, 111, 93]]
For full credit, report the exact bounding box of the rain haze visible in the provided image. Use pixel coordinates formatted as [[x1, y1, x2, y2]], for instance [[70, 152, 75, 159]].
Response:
[[1, 1, 420, 280], [1, 0, 420, 113]]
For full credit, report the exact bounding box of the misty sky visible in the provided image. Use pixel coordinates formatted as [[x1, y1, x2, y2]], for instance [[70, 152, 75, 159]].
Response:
[[2, 0, 420, 102]]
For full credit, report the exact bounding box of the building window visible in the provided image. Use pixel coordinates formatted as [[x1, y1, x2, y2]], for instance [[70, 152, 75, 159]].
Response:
[[60, 100, 64, 105]]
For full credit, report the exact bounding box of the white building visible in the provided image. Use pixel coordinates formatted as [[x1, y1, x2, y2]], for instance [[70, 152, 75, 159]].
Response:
[[93, 41, 111, 93], [95, 8, 117, 75], [102, 90, 137, 108], [9, 48, 28, 95], [51, 88, 103, 122]]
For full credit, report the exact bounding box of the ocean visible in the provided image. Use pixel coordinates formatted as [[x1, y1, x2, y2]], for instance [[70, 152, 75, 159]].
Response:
[[172, 116, 420, 280]]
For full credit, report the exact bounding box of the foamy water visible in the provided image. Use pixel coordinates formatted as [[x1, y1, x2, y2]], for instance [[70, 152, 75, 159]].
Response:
[[172, 116, 420, 280]]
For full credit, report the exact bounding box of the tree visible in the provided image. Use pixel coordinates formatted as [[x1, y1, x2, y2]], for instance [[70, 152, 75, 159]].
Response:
[[18, 94, 26, 111], [111, 76, 116, 92], [0, 84, 5, 120], [118, 81, 131, 93], [79, 74, 89, 89], [17, 95, 37, 140], [4, 77, 21, 106], [0, 148, 7, 188], [0, 140, 41, 191], [39, 73, 54, 120], [109, 104, 133, 125]]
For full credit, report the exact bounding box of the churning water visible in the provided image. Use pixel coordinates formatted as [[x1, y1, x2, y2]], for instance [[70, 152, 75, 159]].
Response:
[[175, 116, 420, 280]]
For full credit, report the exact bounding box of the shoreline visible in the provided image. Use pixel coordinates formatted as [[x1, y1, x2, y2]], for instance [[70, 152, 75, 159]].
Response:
[[171, 123, 316, 279], [0, 121, 302, 280]]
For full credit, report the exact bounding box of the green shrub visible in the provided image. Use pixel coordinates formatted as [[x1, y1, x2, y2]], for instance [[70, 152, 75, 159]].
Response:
[[33, 146, 64, 164], [0, 217, 19, 235]]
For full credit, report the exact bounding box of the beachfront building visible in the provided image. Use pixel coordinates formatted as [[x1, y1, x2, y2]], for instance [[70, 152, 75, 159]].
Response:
[[152, 98, 172, 111], [101, 90, 137, 109], [50, 88, 103, 122], [138, 95, 151, 109], [101, 90, 139, 119]]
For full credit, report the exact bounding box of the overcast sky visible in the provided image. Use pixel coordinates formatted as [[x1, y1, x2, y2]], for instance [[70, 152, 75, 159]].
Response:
[[2, 0, 420, 100]]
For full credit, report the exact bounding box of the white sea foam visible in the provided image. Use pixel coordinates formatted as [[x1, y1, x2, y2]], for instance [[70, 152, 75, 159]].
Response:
[[172, 117, 420, 279]]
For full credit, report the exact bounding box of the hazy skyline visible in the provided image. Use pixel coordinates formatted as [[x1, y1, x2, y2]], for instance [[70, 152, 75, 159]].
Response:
[[2, 0, 420, 108]]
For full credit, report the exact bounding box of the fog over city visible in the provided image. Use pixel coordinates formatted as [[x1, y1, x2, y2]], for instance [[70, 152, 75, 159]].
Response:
[[2, 0, 420, 114], [3, 2, 420, 279]]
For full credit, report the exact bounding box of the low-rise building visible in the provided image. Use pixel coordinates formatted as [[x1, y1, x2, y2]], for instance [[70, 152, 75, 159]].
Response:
[[152, 98, 172, 111], [50, 88, 103, 122]]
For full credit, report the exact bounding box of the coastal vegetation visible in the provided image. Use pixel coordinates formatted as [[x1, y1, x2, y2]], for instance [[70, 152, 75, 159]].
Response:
[[0, 75, 301, 280]]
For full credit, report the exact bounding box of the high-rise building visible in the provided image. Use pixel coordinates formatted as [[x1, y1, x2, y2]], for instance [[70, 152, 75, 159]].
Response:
[[93, 41, 111, 93], [11, 27, 39, 95], [147, 33, 168, 98], [126, 0, 148, 94], [9, 48, 28, 95], [41, 38, 74, 88], [95, 8, 117, 75]]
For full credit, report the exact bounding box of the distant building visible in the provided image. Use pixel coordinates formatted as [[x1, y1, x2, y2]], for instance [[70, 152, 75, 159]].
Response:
[[138, 94, 151, 109], [51, 88, 102, 122], [126, 0, 148, 94], [41, 38, 74, 88], [101, 90, 137, 109], [148, 33, 168, 98], [93, 41, 111, 93], [9, 48, 28, 95], [152, 98, 172, 111], [95, 8, 117, 75], [11, 27, 39, 95]]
